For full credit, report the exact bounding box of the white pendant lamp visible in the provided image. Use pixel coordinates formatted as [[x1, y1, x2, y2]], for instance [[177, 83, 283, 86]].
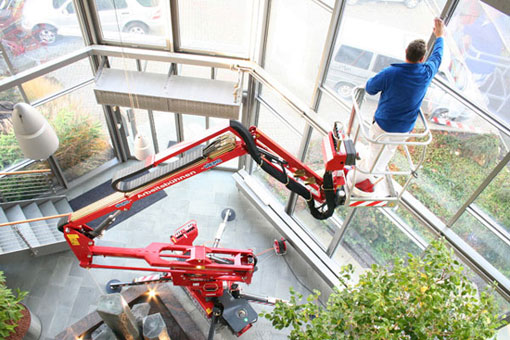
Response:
[[12, 103, 59, 160], [133, 133, 153, 161]]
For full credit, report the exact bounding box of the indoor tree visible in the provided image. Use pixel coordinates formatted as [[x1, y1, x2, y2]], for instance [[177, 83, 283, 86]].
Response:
[[264, 239, 503, 339]]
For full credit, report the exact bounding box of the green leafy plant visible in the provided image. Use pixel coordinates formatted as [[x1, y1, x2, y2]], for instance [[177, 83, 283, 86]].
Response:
[[0, 271, 27, 339], [264, 239, 502, 339]]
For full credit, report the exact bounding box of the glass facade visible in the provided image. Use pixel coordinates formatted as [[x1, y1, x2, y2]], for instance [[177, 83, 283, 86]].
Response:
[[1, 0, 85, 73], [37, 83, 114, 182], [0, 0, 509, 333], [264, 0, 331, 104], [93, 0, 171, 47], [21, 58, 93, 103], [177, 0, 257, 57]]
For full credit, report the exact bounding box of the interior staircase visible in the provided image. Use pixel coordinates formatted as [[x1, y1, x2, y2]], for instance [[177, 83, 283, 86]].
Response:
[[0, 197, 72, 257]]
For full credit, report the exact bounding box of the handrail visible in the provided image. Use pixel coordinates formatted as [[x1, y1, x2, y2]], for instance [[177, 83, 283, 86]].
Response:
[[0, 213, 71, 228], [0, 169, 52, 176], [350, 87, 433, 146]]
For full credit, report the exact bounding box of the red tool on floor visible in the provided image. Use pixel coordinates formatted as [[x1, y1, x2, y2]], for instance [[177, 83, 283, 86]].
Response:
[[58, 120, 356, 338]]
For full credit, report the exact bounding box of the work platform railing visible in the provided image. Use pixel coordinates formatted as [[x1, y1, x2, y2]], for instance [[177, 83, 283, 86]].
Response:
[[343, 87, 433, 207]]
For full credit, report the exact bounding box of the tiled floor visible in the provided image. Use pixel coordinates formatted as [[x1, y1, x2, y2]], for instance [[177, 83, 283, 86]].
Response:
[[1, 165, 333, 340], [3, 163, 509, 339]]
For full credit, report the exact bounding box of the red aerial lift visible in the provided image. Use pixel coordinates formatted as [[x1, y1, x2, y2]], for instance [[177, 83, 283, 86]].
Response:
[[57, 120, 356, 338]]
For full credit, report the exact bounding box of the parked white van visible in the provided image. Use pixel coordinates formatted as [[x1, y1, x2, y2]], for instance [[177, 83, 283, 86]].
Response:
[[325, 18, 410, 100]]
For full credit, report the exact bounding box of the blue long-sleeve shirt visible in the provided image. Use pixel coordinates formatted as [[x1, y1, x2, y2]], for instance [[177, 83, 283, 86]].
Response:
[[366, 37, 444, 133]]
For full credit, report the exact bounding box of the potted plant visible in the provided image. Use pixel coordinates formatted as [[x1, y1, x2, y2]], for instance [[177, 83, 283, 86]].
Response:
[[264, 239, 503, 339], [0, 270, 40, 340]]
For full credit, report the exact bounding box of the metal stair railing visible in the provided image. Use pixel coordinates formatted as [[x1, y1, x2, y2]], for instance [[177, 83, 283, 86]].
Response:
[[345, 87, 433, 206], [0, 168, 57, 203], [0, 213, 71, 255]]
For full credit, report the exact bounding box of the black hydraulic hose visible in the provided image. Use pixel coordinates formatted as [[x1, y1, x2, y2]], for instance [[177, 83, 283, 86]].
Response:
[[308, 172, 336, 220], [229, 120, 336, 220]]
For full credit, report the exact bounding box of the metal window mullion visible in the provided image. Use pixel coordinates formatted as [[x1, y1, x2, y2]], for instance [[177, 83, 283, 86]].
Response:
[[295, 0, 350, 248], [311, 0, 347, 103], [310, 0, 334, 12], [247, 0, 270, 174], [0, 48, 91, 92], [135, 59, 159, 154], [72, 0, 97, 45], [326, 208, 357, 257], [169, 0, 181, 52], [256, 96, 303, 136], [107, 105, 129, 162], [425, 0, 460, 53], [432, 76, 510, 136], [76, 0, 103, 45], [47, 155, 68, 189], [379, 207, 428, 251], [243, 76, 257, 172], [285, 124, 313, 215], [0, 44, 30, 103], [467, 205, 510, 248], [30, 78, 94, 107], [448, 151, 510, 227], [287, 0, 344, 218], [399, 196, 510, 302]]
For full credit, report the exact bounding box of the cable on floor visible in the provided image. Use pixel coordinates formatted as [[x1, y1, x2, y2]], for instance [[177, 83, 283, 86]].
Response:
[[282, 253, 326, 309]]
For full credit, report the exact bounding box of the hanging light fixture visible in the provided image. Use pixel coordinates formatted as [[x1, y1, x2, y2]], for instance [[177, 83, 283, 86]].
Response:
[[12, 103, 59, 160], [133, 133, 153, 161]]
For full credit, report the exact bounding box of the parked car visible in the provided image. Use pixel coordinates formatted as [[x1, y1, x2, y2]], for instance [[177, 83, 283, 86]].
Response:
[[21, 0, 163, 44], [325, 18, 409, 100], [346, 0, 423, 9]]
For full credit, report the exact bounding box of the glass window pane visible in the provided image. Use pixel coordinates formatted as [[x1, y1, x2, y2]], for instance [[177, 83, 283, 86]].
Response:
[[108, 57, 138, 71], [402, 87, 507, 222], [452, 212, 510, 280], [391, 205, 436, 243], [0, 106, 23, 170], [293, 195, 337, 249], [251, 103, 304, 206], [21, 58, 93, 103], [183, 114, 205, 141], [264, 0, 331, 103], [0, 54, 12, 77], [324, 1, 436, 101], [93, 0, 170, 47], [121, 107, 154, 158], [447, 0, 510, 125], [153, 110, 176, 152], [256, 97, 303, 156], [0, 83, 23, 103], [143, 60, 172, 74], [37, 83, 115, 182], [179, 64, 211, 78], [472, 158, 510, 233], [177, 0, 257, 57], [334, 45, 373, 69], [259, 86, 307, 137], [8, 0, 85, 72], [339, 208, 422, 267]]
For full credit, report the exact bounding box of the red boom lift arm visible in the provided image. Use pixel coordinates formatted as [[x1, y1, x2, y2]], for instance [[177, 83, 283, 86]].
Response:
[[57, 120, 355, 338]]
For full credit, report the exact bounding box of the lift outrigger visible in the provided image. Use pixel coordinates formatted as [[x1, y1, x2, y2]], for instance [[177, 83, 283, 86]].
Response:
[[57, 91, 432, 337]]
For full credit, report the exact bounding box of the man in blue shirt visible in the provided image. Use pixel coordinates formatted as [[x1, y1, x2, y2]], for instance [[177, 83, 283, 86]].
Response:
[[350, 18, 444, 196]]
